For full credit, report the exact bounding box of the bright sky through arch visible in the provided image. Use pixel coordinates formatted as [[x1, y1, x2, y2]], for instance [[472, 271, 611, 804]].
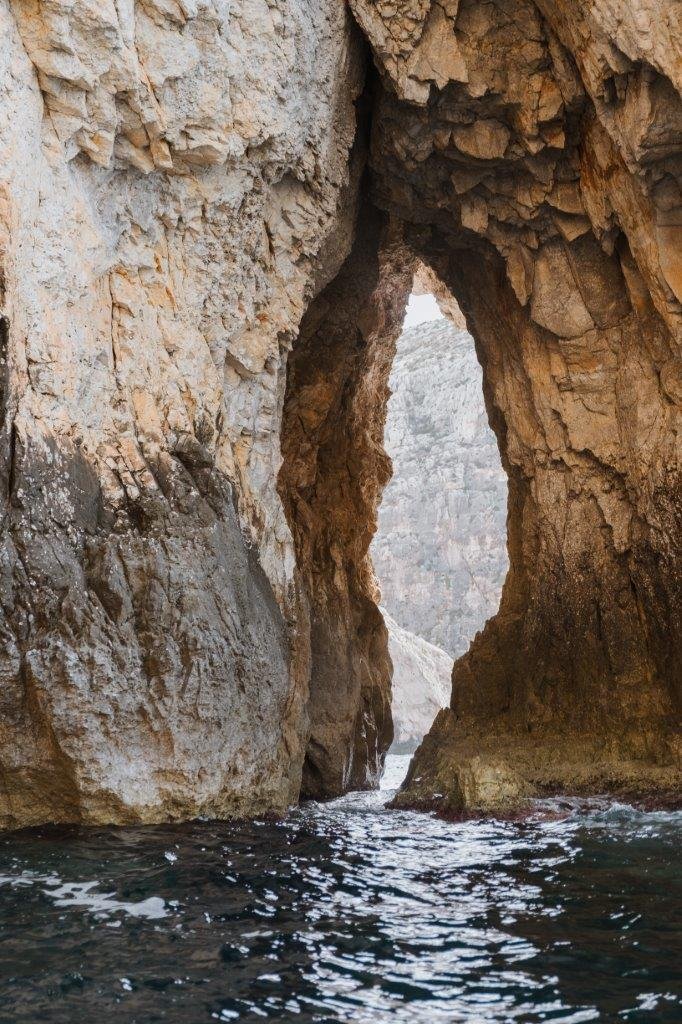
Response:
[[402, 292, 445, 329]]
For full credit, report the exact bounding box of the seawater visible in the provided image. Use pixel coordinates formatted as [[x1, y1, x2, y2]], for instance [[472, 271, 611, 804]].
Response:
[[0, 755, 680, 1023]]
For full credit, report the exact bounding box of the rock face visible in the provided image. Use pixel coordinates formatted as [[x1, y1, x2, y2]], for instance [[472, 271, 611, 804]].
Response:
[[278, 212, 413, 799], [372, 317, 508, 658], [352, 0, 682, 813], [382, 609, 452, 753], [0, 0, 680, 827], [0, 0, 390, 827]]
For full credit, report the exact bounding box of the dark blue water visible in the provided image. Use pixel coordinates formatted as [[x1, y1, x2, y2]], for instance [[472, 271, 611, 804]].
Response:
[[0, 755, 680, 1023]]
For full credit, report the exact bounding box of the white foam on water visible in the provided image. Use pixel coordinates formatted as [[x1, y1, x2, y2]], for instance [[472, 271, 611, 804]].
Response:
[[0, 870, 169, 919]]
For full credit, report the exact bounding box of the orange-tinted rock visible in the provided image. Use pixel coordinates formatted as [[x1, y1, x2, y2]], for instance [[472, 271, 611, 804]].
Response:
[[364, 0, 682, 813], [0, 0, 680, 827]]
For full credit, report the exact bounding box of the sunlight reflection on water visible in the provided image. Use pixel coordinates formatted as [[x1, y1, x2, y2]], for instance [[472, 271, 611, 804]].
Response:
[[0, 755, 679, 1023]]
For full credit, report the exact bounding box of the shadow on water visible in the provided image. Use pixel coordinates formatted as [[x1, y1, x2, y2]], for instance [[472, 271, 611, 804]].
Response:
[[0, 756, 679, 1023]]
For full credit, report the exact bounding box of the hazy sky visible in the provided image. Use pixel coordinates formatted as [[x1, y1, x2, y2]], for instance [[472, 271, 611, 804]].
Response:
[[402, 292, 444, 329]]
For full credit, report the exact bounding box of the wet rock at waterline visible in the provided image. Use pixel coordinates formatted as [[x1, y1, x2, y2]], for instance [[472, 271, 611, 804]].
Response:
[[392, 711, 531, 818], [393, 709, 682, 819], [0, 0, 680, 826]]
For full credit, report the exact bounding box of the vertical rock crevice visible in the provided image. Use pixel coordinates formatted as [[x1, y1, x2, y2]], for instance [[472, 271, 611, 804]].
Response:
[[279, 204, 413, 798]]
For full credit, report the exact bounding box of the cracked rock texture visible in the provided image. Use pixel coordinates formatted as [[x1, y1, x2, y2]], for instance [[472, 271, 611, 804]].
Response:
[[353, 0, 682, 813], [278, 210, 413, 799], [0, 0, 378, 827], [372, 317, 508, 658], [0, 0, 681, 826]]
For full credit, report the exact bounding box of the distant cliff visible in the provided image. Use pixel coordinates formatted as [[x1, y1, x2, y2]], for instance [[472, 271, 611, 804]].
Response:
[[382, 609, 452, 753], [373, 318, 508, 660]]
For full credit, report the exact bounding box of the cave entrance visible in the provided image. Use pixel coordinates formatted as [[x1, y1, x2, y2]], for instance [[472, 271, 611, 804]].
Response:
[[371, 279, 508, 756], [279, 173, 680, 813], [277, 0, 681, 812], [278, 211, 510, 801]]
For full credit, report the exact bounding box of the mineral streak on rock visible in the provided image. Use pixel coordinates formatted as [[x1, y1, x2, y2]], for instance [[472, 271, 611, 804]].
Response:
[[0, 0, 680, 826]]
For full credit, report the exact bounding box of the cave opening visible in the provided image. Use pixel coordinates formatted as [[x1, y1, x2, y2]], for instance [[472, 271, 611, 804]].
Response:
[[279, 176, 681, 815], [371, 278, 508, 756], [274, 0, 680, 817], [277, 204, 514, 802]]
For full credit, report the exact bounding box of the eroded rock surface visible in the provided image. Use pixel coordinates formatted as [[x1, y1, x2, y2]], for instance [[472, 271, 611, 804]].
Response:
[[372, 317, 508, 658], [0, 0, 379, 827], [354, 0, 682, 812], [278, 210, 413, 799], [0, 0, 680, 826]]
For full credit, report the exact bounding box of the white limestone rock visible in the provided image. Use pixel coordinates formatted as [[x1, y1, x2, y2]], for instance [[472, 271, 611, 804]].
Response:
[[382, 609, 452, 753], [0, 0, 365, 827]]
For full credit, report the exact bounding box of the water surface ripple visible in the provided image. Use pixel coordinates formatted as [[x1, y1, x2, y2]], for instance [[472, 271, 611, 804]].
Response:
[[0, 756, 679, 1023]]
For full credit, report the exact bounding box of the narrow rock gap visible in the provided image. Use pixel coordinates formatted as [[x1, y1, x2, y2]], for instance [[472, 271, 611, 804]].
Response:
[[278, 202, 415, 802], [277, 206, 513, 798], [371, 275, 508, 755]]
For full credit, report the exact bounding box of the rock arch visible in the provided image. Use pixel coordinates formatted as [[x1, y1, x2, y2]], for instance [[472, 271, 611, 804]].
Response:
[[282, 0, 682, 811], [0, 0, 679, 826]]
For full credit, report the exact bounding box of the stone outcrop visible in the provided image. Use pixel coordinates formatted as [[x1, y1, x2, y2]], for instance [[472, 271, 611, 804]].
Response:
[[0, 0, 680, 827], [372, 317, 508, 658], [382, 608, 452, 752], [352, 0, 682, 813], [278, 210, 412, 799], [0, 0, 386, 827]]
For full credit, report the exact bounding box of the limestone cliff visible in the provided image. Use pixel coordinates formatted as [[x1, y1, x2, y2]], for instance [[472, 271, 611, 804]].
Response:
[[372, 317, 508, 658], [350, 0, 682, 813], [0, 0, 680, 827], [0, 0, 386, 827]]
